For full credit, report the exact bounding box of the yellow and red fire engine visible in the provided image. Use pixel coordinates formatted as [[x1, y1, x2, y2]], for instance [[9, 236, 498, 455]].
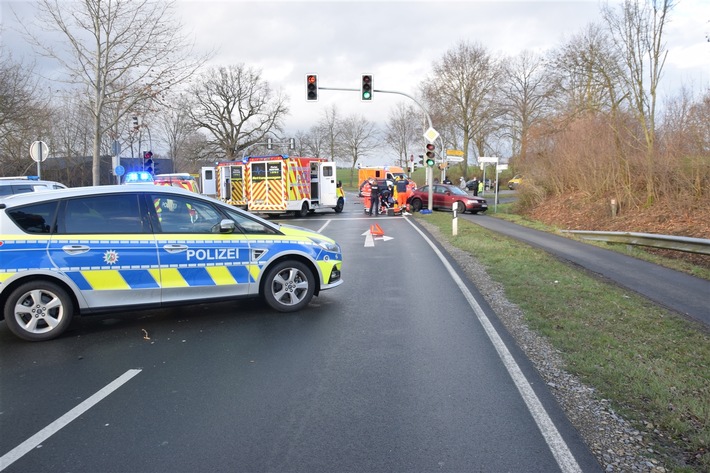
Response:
[[201, 155, 344, 217]]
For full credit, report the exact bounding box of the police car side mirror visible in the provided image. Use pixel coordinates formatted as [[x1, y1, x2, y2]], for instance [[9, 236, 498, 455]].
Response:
[[215, 219, 236, 233]]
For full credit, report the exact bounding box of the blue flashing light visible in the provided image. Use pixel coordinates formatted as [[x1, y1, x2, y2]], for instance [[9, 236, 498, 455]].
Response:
[[124, 171, 155, 184]]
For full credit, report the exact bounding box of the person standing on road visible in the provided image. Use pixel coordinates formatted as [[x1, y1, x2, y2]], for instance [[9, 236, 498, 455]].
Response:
[[361, 179, 372, 213], [368, 178, 380, 216], [471, 177, 479, 196], [459, 176, 466, 190], [478, 179, 484, 196], [395, 176, 408, 209]]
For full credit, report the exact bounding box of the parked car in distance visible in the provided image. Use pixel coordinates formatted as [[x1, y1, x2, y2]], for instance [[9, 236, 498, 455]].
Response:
[[0, 177, 67, 198], [0, 185, 343, 341], [508, 175, 523, 190], [407, 184, 488, 214]]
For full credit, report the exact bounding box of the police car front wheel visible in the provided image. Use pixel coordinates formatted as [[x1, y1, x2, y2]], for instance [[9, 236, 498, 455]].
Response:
[[263, 260, 315, 312], [4, 281, 74, 342]]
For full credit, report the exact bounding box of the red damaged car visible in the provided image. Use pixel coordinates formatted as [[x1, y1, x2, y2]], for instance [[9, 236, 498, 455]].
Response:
[[407, 184, 488, 214]]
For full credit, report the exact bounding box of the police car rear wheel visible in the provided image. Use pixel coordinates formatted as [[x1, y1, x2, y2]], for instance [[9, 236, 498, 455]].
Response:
[[4, 281, 74, 342], [263, 260, 315, 312]]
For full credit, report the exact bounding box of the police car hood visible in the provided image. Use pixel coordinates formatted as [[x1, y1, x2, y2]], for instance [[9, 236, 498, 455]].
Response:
[[278, 224, 339, 249]]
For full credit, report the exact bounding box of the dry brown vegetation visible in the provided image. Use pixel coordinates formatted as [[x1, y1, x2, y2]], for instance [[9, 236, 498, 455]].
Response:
[[510, 90, 710, 270]]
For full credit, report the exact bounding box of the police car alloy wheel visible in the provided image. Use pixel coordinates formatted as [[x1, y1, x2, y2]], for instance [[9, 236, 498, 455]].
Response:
[[262, 260, 315, 312], [4, 281, 74, 342]]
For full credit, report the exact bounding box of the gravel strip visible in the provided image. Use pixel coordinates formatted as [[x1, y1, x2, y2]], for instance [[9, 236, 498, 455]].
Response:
[[419, 220, 669, 473]]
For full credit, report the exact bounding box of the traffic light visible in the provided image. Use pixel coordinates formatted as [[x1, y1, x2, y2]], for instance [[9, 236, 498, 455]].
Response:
[[143, 150, 154, 174], [306, 74, 318, 101], [132, 116, 139, 131], [361, 74, 373, 101], [425, 143, 435, 166]]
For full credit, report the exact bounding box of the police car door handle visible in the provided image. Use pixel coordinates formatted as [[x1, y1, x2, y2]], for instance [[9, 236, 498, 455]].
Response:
[[62, 245, 90, 255], [163, 244, 188, 254]]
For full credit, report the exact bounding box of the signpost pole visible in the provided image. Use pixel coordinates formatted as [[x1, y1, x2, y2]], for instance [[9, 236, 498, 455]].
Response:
[[37, 142, 42, 179]]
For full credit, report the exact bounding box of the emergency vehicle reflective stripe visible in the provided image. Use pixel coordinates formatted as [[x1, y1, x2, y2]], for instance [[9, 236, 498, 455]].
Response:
[[2, 232, 339, 292]]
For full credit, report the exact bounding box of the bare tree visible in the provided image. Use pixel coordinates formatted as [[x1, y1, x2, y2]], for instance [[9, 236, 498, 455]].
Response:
[[21, 0, 208, 184], [384, 102, 420, 170], [297, 126, 326, 158], [0, 50, 52, 175], [318, 104, 342, 161], [421, 41, 503, 175], [156, 93, 202, 172], [602, 0, 676, 203], [548, 23, 624, 117], [500, 50, 556, 166], [339, 114, 379, 185], [186, 64, 289, 160]]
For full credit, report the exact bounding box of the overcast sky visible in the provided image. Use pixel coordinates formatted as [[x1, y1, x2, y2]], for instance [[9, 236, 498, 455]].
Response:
[[2, 0, 709, 159]]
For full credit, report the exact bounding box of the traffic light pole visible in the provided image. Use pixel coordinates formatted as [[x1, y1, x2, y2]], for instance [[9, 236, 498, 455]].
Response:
[[318, 86, 442, 211]]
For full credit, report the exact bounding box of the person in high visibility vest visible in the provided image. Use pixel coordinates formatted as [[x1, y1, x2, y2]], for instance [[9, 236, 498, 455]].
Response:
[[361, 179, 372, 213], [395, 176, 408, 209], [405, 178, 417, 210]]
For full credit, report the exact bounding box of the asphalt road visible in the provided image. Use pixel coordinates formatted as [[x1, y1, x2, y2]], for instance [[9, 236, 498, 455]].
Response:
[[462, 212, 710, 326], [0, 208, 602, 473]]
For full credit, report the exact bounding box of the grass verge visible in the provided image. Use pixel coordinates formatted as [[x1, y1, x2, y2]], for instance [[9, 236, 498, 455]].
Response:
[[417, 211, 709, 472]]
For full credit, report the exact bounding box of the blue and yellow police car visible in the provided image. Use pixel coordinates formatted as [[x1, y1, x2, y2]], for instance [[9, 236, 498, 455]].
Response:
[[0, 184, 343, 341]]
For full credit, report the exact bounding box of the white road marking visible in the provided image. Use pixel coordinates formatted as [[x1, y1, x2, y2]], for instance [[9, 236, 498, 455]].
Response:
[[405, 219, 583, 473], [0, 369, 142, 471]]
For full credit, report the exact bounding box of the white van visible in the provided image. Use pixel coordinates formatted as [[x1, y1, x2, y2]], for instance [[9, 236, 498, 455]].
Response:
[[0, 177, 67, 198]]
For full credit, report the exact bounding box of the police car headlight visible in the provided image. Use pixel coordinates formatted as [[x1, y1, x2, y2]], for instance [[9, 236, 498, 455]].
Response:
[[310, 237, 340, 253]]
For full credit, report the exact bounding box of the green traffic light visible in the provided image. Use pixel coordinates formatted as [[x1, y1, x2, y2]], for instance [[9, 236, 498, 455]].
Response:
[[362, 91, 371, 100]]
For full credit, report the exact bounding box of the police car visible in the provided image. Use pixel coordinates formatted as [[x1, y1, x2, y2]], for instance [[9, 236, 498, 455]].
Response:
[[0, 185, 343, 341]]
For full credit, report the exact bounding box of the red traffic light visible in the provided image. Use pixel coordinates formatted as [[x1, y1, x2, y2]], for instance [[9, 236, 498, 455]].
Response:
[[306, 74, 318, 101], [143, 151, 153, 160]]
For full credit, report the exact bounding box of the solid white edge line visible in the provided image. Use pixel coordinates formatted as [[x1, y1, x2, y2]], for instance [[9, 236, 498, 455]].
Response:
[[405, 219, 582, 473], [0, 368, 142, 471]]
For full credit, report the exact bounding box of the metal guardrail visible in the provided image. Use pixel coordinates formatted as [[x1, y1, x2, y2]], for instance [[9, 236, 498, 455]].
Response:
[[561, 230, 710, 255]]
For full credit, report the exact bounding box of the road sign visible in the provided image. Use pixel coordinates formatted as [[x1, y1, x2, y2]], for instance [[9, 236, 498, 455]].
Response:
[[478, 156, 499, 163], [29, 141, 49, 163], [114, 165, 125, 177], [423, 127, 439, 143], [446, 149, 464, 156]]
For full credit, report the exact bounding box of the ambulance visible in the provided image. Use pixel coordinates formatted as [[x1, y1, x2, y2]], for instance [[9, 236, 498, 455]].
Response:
[[357, 165, 408, 187], [154, 173, 200, 193], [202, 155, 344, 217]]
